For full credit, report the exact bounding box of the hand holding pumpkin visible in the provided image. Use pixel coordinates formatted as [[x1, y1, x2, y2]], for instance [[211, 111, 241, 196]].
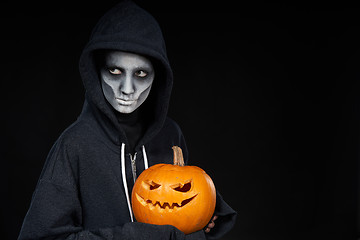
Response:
[[131, 146, 217, 234], [204, 215, 218, 233]]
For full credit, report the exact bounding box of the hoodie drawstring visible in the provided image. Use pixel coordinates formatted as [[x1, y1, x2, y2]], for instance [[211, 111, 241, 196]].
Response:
[[142, 145, 149, 170], [121, 143, 149, 222], [121, 143, 133, 222]]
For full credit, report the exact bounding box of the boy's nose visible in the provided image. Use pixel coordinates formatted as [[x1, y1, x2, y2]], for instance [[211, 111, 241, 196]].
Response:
[[120, 75, 135, 95]]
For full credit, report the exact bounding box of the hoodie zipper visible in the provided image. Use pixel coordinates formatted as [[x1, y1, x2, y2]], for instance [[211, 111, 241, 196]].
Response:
[[120, 143, 149, 223], [129, 152, 137, 183]]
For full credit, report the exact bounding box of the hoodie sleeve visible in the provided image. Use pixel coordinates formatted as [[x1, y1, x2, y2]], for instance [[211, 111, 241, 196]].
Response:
[[18, 179, 207, 240], [206, 192, 237, 239], [17, 138, 203, 240]]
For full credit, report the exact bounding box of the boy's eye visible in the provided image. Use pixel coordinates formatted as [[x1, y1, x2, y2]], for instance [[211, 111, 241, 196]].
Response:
[[135, 70, 148, 78], [108, 68, 122, 75]]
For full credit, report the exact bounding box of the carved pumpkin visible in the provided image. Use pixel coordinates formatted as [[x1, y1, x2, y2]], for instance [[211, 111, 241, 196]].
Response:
[[131, 146, 216, 234]]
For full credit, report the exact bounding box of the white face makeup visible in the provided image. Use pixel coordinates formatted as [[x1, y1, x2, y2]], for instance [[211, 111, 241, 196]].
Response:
[[100, 51, 155, 114]]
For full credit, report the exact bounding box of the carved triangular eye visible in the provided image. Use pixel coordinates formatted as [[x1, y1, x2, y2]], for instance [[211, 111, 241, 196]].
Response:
[[171, 180, 192, 192], [142, 180, 161, 190]]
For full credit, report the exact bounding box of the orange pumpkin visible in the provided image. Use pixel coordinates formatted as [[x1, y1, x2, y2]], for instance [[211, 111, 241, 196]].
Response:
[[131, 146, 216, 234]]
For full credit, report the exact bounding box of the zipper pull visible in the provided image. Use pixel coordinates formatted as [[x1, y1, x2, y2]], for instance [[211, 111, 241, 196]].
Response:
[[129, 153, 137, 183]]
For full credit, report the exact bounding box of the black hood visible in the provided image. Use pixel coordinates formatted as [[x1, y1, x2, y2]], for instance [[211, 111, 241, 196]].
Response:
[[79, 0, 173, 148]]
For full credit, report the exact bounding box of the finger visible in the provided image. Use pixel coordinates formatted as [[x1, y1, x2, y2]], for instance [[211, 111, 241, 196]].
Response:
[[212, 215, 218, 221], [208, 221, 215, 229], [205, 227, 210, 233]]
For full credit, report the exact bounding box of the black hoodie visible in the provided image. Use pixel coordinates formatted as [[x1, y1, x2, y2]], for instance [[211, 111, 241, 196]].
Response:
[[18, 1, 236, 239]]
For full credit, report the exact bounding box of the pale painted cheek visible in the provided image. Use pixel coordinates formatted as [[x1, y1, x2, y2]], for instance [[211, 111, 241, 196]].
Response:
[[105, 78, 121, 95], [133, 81, 152, 98], [101, 79, 121, 110], [102, 81, 114, 98], [136, 85, 152, 105]]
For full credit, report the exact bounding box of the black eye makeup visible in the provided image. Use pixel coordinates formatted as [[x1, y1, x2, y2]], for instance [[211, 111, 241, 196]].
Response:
[[135, 70, 148, 78], [107, 67, 122, 75]]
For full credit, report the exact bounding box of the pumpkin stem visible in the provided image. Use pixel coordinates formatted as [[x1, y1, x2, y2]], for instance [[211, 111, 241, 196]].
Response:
[[172, 146, 185, 166]]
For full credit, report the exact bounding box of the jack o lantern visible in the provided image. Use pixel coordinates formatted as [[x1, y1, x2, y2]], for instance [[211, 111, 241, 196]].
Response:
[[131, 146, 216, 234]]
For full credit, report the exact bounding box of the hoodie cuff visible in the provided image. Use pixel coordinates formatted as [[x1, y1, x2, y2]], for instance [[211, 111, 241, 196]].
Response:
[[206, 191, 237, 239]]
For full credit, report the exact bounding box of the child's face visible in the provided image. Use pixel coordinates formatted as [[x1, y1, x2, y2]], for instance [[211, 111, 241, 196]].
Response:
[[100, 51, 155, 114]]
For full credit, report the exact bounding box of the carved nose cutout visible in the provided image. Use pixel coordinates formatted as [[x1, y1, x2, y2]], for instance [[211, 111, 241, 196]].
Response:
[[171, 180, 192, 192]]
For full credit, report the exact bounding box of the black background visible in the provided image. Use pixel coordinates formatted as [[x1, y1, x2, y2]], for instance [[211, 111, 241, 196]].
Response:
[[1, 1, 359, 239]]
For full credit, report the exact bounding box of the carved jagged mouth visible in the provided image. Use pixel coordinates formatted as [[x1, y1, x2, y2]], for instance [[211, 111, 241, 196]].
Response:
[[135, 193, 198, 211]]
